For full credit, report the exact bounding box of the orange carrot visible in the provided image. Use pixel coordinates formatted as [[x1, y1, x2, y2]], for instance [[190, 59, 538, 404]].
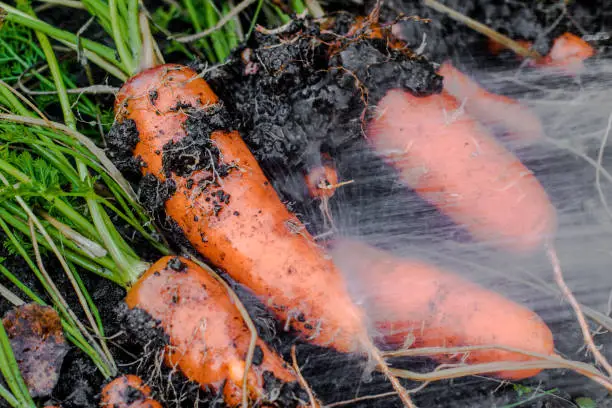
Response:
[[367, 89, 556, 252], [114, 64, 364, 353], [305, 153, 339, 199], [100, 375, 162, 408], [125, 257, 304, 407], [438, 61, 545, 143], [332, 239, 555, 380], [541, 32, 595, 74], [114, 63, 419, 408], [488, 32, 595, 76]]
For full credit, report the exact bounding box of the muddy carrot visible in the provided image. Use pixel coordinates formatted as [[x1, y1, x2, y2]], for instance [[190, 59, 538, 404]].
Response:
[[113, 64, 365, 352], [124, 257, 306, 407], [332, 239, 555, 380], [367, 89, 556, 252], [100, 374, 162, 408], [438, 61, 545, 143], [113, 63, 417, 407]]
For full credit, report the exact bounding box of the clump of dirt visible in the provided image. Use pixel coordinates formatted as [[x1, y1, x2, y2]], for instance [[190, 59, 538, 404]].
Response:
[[106, 119, 143, 181], [207, 17, 441, 175], [199, 15, 441, 229], [162, 103, 235, 178], [3, 304, 69, 398]]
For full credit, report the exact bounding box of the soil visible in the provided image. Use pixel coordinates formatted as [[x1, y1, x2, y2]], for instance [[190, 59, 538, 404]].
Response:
[[2, 1, 612, 407]]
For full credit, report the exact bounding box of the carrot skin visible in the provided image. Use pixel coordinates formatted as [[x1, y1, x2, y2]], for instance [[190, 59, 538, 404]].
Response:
[[367, 89, 556, 252], [332, 239, 555, 380], [115, 64, 365, 353], [125, 256, 300, 406], [100, 375, 162, 408]]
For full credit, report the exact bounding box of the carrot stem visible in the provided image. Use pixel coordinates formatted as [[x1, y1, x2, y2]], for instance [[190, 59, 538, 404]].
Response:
[[0, 383, 19, 408], [0, 320, 36, 407], [173, 0, 257, 43], [128, 0, 141, 67], [0, 2, 124, 71], [109, 0, 135, 74]]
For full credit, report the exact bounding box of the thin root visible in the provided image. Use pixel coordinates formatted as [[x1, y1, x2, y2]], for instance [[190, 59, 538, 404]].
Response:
[[381, 343, 612, 391], [546, 241, 612, 377], [291, 345, 319, 408], [423, 0, 543, 61], [363, 338, 417, 408]]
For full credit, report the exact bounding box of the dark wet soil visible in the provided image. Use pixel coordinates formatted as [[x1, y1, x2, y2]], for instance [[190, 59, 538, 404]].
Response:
[[2, 1, 612, 407]]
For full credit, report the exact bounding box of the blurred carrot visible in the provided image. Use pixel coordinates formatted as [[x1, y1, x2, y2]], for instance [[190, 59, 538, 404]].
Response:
[[438, 61, 545, 143], [488, 32, 595, 75], [367, 89, 556, 252], [332, 239, 555, 380]]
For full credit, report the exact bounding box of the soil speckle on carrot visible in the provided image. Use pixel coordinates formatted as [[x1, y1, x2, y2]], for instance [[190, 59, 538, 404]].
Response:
[[167, 257, 187, 273], [106, 119, 142, 180]]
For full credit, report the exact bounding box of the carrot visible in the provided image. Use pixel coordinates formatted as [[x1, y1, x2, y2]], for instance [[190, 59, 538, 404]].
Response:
[[331, 239, 555, 380], [488, 32, 595, 76], [304, 153, 339, 199], [114, 63, 364, 353], [125, 256, 305, 407], [114, 64, 415, 407], [437, 61, 544, 143], [542, 32, 595, 74], [367, 89, 556, 252], [100, 375, 162, 408]]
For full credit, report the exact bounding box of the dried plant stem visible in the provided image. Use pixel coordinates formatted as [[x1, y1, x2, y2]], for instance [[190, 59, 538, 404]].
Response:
[[18, 84, 118, 96], [325, 391, 398, 408], [363, 338, 417, 408], [423, 0, 542, 60], [382, 342, 612, 390], [546, 242, 612, 377], [0, 283, 24, 306], [595, 111, 612, 222], [291, 345, 319, 408]]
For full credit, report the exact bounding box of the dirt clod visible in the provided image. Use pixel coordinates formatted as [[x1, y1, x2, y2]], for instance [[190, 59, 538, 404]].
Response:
[[106, 119, 142, 181], [2, 303, 69, 398]]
